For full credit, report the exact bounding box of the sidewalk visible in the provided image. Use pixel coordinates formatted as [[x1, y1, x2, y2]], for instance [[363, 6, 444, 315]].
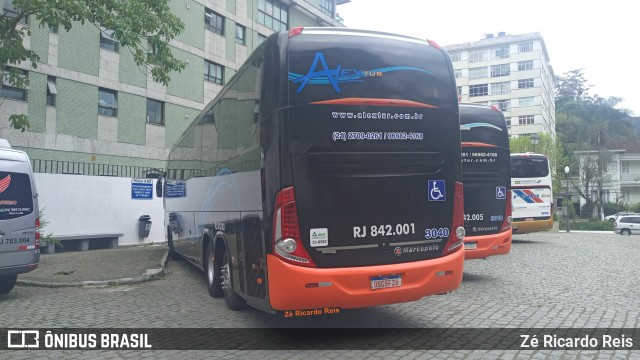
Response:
[[17, 245, 168, 287]]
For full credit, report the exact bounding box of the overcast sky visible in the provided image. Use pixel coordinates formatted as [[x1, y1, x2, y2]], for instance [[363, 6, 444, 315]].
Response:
[[337, 0, 639, 116]]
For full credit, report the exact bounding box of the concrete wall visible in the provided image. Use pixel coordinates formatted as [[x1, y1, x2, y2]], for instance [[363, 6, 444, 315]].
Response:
[[35, 173, 165, 246]]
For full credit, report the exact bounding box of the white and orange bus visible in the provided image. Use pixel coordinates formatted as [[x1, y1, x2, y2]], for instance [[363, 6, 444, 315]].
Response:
[[510, 153, 554, 234]]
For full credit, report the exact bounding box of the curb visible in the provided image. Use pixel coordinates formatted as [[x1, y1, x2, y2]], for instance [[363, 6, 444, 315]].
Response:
[[17, 249, 169, 288]]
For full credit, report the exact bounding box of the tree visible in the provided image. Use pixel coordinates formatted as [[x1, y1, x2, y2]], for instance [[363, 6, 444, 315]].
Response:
[[1, 0, 186, 131]]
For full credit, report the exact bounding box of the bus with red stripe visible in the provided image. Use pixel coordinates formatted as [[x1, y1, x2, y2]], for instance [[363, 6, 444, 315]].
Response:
[[459, 104, 512, 259], [510, 153, 553, 234], [157, 27, 465, 314]]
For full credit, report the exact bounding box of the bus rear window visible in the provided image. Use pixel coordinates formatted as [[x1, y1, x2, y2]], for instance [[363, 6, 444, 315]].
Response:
[[0, 172, 34, 220], [510, 157, 549, 178], [288, 35, 456, 108]]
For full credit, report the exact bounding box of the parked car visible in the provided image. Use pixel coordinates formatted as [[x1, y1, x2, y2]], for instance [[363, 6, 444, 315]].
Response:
[[614, 215, 640, 235], [605, 212, 638, 222], [0, 140, 40, 294]]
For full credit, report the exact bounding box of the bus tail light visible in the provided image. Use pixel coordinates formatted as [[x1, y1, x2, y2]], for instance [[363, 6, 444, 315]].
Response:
[[272, 187, 316, 267], [426, 39, 442, 50], [35, 216, 40, 249], [443, 181, 464, 256], [289, 27, 304, 37], [500, 190, 512, 232]]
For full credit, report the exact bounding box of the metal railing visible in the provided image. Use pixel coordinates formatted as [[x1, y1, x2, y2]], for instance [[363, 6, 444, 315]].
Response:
[[31, 159, 165, 179]]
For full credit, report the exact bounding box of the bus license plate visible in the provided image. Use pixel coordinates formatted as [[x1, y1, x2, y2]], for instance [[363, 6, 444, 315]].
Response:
[[370, 275, 402, 290], [464, 242, 477, 250]]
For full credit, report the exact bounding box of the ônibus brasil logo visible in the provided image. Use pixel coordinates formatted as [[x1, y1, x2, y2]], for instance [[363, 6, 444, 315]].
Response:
[[288, 52, 433, 93]]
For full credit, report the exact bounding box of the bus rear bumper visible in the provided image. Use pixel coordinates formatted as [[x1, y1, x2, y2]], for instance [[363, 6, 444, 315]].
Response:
[[512, 218, 553, 234], [463, 229, 512, 259], [266, 249, 464, 311]]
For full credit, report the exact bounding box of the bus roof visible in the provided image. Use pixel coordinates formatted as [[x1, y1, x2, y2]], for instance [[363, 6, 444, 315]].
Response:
[[292, 27, 438, 47]]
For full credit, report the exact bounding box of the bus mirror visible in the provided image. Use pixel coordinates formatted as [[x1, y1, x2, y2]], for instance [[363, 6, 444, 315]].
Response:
[[156, 177, 164, 198]]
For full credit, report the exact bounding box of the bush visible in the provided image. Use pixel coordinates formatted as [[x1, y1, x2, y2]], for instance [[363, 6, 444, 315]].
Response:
[[559, 220, 613, 231], [603, 202, 626, 217]]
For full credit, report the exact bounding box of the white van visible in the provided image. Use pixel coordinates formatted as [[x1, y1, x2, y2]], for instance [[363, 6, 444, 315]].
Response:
[[0, 141, 40, 294]]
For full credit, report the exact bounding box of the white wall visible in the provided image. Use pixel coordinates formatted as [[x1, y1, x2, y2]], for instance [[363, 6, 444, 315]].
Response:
[[34, 173, 165, 246]]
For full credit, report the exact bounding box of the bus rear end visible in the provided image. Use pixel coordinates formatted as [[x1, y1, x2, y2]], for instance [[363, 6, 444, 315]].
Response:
[[459, 104, 512, 259], [511, 153, 554, 234], [266, 28, 464, 311]]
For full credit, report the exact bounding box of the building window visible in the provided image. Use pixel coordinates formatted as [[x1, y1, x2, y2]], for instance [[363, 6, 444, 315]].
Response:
[[1, 66, 28, 101], [518, 41, 533, 53], [621, 161, 630, 174], [623, 190, 631, 202], [257, 34, 267, 45], [506, 118, 511, 127], [3, 0, 27, 24], [494, 99, 510, 112], [258, 0, 288, 32], [146, 98, 164, 125], [1, 68, 27, 101], [469, 84, 488, 97], [205, 8, 224, 35], [235, 24, 246, 45], [491, 45, 509, 59], [98, 88, 117, 116], [449, 52, 461, 62], [46, 76, 57, 106], [202, 107, 215, 124], [469, 67, 487, 79], [99, 28, 119, 52], [491, 81, 510, 95], [519, 97, 534, 107], [454, 69, 461, 79], [518, 115, 535, 125], [204, 60, 223, 85], [518, 60, 533, 71], [457, 86, 462, 96], [468, 50, 486, 63], [491, 64, 510, 77], [518, 78, 534, 89], [319, 0, 334, 16]]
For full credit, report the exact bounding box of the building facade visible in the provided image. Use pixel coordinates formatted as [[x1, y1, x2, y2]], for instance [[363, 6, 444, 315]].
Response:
[[0, 0, 347, 175], [445, 32, 556, 139], [575, 149, 640, 207]]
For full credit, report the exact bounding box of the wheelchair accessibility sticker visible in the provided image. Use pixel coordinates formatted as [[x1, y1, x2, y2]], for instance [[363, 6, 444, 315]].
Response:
[[496, 186, 506, 199], [428, 180, 446, 201]]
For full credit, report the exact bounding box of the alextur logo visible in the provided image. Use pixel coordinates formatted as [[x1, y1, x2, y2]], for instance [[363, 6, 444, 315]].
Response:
[[288, 52, 433, 93], [7, 330, 40, 348], [0, 174, 11, 194]]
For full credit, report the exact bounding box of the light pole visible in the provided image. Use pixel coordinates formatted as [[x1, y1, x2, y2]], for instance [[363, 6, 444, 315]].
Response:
[[564, 165, 570, 233], [530, 133, 540, 153]]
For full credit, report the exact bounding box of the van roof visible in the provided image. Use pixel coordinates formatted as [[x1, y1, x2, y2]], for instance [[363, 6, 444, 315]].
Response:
[[0, 139, 11, 149], [0, 147, 30, 163]]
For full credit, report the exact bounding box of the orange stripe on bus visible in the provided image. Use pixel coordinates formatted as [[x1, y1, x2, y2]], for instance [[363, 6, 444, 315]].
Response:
[[311, 98, 439, 108], [461, 142, 498, 147]]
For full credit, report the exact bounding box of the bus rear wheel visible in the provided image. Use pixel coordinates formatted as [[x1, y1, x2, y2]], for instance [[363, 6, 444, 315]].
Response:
[[205, 241, 223, 298], [221, 247, 246, 311], [0, 274, 17, 294]]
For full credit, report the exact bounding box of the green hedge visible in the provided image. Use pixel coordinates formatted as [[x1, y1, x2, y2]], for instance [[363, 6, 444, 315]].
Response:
[[559, 221, 614, 231]]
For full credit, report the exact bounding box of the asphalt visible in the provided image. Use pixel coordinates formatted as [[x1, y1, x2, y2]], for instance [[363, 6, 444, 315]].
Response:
[[17, 244, 168, 287]]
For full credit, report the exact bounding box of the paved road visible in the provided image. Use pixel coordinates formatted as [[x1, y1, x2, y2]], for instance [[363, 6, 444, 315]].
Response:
[[1, 232, 638, 358]]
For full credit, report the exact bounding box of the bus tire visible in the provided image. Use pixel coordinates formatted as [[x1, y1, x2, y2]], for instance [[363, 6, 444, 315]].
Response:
[[0, 274, 17, 295], [222, 246, 246, 311], [205, 241, 223, 298], [167, 228, 181, 261]]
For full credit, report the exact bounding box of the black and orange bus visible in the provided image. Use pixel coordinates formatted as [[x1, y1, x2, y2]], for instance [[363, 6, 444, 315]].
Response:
[[459, 104, 512, 259], [157, 27, 465, 314]]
